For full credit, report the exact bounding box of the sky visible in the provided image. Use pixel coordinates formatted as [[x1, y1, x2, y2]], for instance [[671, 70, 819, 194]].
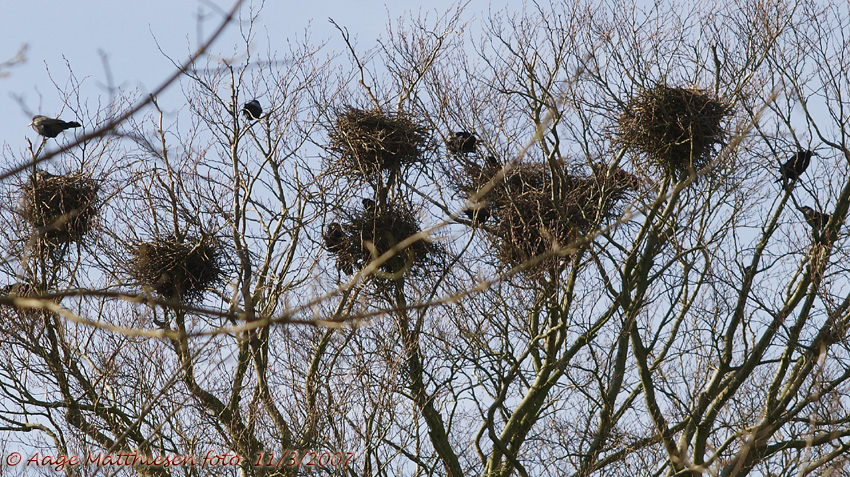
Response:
[[0, 0, 481, 157]]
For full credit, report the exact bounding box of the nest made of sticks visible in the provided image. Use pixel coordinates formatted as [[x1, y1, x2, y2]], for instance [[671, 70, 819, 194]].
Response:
[[0, 282, 55, 334], [130, 234, 226, 302], [22, 171, 100, 244], [327, 107, 429, 178], [617, 85, 731, 178], [325, 200, 442, 279], [453, 159, 639, 272]]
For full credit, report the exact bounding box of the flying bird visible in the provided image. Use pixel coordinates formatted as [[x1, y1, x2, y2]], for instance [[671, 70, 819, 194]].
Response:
[[242, 100, 262, 120], [776, 150, 814, 184], [30, 115, 81, 138], [447, 131, 477, 155], [799, 206, 830, 230]]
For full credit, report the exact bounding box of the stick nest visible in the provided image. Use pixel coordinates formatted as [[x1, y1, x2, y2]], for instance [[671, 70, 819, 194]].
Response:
[[22, 172, 100, 244], [617, 85, 731, 177], [130, 235, 226, 302], [453, 159, 639, 272], [325, 201, 443, 279], [328, 107, 429, 178]]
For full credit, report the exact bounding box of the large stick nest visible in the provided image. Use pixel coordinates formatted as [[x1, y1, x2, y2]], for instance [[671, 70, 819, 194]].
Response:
[[453, 159, 639, 272], [325, 201, 443, 279], [22, 171, 101, 244], [617, 85, 731, 178], [327, 107, 430, 178], [130, 235, 226, 302]]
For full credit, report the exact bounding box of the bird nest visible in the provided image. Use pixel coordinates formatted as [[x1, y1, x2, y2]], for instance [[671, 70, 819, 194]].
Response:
[[453, 159, 639, 272], [22, 172, 100, 244], [327, 107, 429, 178], [0, 282, 54, 334], [325, 201, 442, 279], [617, 85, 731, 178], [130, 235, 226, 303]]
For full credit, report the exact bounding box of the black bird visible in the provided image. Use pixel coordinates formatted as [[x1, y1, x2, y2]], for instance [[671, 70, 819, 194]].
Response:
[[323, 223, 346, 253], [30, 115, 81, 138], [323, 223, 353, 274], [464, 204, 490, 225], [776, 150, 814, 184], [242, 100, 262, 120], [485, 155, 501, 170], [799, 206, 830, 230], [447, 131, 477, 155], [362, 198, 376, 213]]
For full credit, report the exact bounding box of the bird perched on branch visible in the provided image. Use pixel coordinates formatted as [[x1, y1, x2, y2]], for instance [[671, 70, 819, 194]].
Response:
[[30, 115, 81, 138], [242, 100, 262, 120], [464, 203, 491, 225], [323, 223, 346, 252], [776, 150, 814, 185], [361, 198, 376, 213], [323, 223, 353, 274], [32, 170, 57, 182], [799, 206, 830, 230], [447, 131, 477, 155]]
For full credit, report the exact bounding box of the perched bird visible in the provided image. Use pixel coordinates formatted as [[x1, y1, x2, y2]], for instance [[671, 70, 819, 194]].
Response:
[[323, 223, 346, 252], [30, 115, 81, 138], [447, 131, 477, 155], [242, 100, 262, 120], [464, 204, 490, 225], [799, 206, 830, 230], [362, 198, 376, 213], [32, 170, 56, 182], [323, 223, 353, 274], [776, 150, 814, 184]]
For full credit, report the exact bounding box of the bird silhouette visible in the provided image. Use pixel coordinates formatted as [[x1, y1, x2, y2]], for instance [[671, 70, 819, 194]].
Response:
[[362, 198, 376, 213], [30, 116, 81, 138], [464, 204, 490, 225], [323, 223, 353, 274], [776, 150, 814, 184], [799, 206, 830, 230], [447, 131, 477, 154], [242, 100, 262, 120], [323, 223, 346, 252]]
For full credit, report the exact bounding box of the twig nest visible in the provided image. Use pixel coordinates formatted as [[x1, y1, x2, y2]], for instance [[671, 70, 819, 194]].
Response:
[[324, 200, 442, 278], [130, 235, 226, 302], [22, 171, 100, 244], [328, 107, 429, 178], [617, 85, 731, 178], [451, 158, 639, 272], [0, 282, 55, 334]]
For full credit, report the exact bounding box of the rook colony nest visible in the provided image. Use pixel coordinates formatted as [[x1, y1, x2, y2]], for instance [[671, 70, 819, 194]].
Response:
[[328, 107, 429, 178], [130, 235, 226, 303], [618, 85, 731, 178], [454, 159, 639, 272], [324, 200, 442, 279], [22, 171, 100, 244]]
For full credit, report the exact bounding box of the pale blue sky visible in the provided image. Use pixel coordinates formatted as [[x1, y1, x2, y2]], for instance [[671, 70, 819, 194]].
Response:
[[0, 0, 482, 154]]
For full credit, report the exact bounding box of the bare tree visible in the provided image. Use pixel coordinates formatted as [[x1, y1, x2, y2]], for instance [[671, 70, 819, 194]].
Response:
[[3, 1, 850, 476]]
